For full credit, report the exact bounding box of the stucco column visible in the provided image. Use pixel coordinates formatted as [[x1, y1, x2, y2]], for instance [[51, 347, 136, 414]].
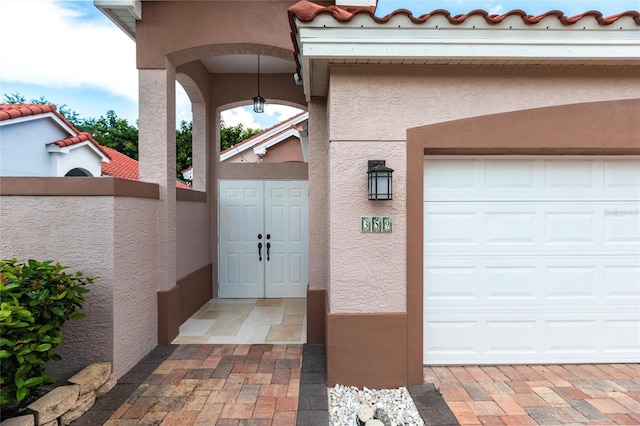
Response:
[[191, 102, 207, 191], [139, 65, 177, 293], [308, 100, 329, 292]]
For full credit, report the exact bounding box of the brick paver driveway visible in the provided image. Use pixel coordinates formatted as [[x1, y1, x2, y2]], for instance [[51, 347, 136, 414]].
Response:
[[424, 364, 640, 425]]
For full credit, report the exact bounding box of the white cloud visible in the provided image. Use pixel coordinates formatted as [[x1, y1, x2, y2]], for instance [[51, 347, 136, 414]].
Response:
[[0, 0, 137, 101], [221, 106, 262, 130], [264, 104, 304, 122], [175, 83, 193, 124]]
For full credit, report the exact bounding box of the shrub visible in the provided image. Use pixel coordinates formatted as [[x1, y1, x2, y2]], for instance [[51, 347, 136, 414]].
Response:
[[0, 259, 94, 413]]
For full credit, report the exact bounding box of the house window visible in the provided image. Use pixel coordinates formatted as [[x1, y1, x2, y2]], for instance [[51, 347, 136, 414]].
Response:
[[65, 168, 92, 177]]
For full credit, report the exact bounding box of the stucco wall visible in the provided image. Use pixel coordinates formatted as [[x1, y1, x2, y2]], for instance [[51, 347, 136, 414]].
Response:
[[329, 65, 640, 141], [136, 1, 300, 68], [113, 197, 158, 377], [176, 198, 211, 280], [326, 64, 640, 314], [308, 100, 329, 292], [0, 195, 115, 380], [329, 142, 406, 313]]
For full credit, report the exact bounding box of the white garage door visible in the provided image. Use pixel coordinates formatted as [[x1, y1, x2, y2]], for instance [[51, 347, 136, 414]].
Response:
[[424, 157, 640, 365]]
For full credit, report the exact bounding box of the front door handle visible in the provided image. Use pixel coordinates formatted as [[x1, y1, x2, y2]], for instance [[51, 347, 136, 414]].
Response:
[[266, 242, 270, 261], [258, 242, 263, 261]]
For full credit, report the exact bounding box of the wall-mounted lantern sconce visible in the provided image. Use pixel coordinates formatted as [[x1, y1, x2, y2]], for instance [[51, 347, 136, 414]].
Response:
[[367, 160, 393, 201], [253, 55, 266, 113]]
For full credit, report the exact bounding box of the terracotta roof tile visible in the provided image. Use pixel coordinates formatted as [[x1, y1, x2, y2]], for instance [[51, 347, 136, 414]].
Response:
[[101, 145, 139, 180], [288, 1, 640, 26], [48, 132, 110, 158], [101, 146, 190, 189], [0, 103, 59, 121], [1, 103, 84, 139]]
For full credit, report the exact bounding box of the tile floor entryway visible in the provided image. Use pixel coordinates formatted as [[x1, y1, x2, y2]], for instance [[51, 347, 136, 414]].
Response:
[[424, 364, 640, 425], [172, 299, 306, 345]]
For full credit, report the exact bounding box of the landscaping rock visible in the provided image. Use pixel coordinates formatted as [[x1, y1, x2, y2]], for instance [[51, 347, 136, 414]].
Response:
[[60, 391, 95, 425], [40, 420, 57, 426], [95, 373, 117, 398], [67, 363, 111, 395], [27, 385, 79, 425], [0, 415, 35, 426]]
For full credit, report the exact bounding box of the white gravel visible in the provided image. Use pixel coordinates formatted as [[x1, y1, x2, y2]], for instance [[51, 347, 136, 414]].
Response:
[[329, 384, 425, 426]]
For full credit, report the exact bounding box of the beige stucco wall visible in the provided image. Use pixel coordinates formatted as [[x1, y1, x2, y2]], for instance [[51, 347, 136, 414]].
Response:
[[0, 196, 115, 380], [329, 65, 640, 141], [113, 197, 159, 378], [329, 142, 406, 312], [308, 100, 329, 292], [327, 64, 640, 313], [137, 1, 300, 68], [176, 199, 211, 280]]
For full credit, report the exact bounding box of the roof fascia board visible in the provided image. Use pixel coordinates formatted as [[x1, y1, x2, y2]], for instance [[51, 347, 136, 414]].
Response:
[[47, 141, 111, 163], [253, 128, 301, 155], [295, 15, 640, 98], [296, 25, 640, 61], [220, 112, 309, 161], [94, 0, 141, 40], [0, 113, 76, 136]]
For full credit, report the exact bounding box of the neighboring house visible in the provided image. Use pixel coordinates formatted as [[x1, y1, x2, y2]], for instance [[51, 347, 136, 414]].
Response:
[[181, 166, 192, 181], [0, 103, 190, 189], [0, 104, 109, 177], [220, 111, 308, 163], [2, 1, 636, 386]]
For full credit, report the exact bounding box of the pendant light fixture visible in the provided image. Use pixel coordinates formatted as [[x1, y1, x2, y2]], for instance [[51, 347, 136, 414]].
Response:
[[253, 55, 265, 113]]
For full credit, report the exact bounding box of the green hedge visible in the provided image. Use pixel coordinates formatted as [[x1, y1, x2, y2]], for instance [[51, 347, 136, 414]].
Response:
[[0, 259, 94, 412]]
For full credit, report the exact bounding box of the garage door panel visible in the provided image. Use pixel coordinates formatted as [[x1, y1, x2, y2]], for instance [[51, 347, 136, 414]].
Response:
[[605, 320, 640, 353], [605, 211, 640, 244], [545, 320, 598, 353], [424, 157, 640, 365], [426, 202, 638, 252], [425, 313, 640, 364], [605, 266, 640, 299], [604, 159, 640, 189], [425, 158, 640, 201], [425, 257, 639, 307], [544, 160, 596, 190]]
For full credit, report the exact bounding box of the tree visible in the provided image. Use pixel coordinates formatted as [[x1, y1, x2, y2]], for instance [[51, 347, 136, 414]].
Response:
[[176, 120, 192, 181], [220, 120, 261, 152], [76, 110, 139, 160], [3, 93, 81, 126]]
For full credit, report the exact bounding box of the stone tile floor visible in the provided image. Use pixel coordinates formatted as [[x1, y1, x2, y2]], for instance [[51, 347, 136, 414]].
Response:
[[424, 364, 640, 425], [173, 299, 306, 345]]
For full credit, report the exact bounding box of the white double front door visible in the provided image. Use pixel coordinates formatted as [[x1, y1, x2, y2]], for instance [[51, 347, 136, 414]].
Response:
[[218, 180, 308, 298]]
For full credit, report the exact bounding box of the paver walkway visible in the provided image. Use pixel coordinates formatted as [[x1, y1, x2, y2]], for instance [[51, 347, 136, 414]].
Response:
[[424, 364, 640, 425], [101, 344, 302, 425]]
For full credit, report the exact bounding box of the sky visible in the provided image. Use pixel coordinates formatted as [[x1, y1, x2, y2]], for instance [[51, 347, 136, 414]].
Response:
[[1, 0, 638, 129]]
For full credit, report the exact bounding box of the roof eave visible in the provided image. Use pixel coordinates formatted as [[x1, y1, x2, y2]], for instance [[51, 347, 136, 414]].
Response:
[[94, 0, 141, 41], [47, 141, 111, 163], [291, 10, 640, 100]]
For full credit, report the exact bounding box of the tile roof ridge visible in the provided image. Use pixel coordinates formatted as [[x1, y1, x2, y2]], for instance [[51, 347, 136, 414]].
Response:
[[288, 0, 640, 26]]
